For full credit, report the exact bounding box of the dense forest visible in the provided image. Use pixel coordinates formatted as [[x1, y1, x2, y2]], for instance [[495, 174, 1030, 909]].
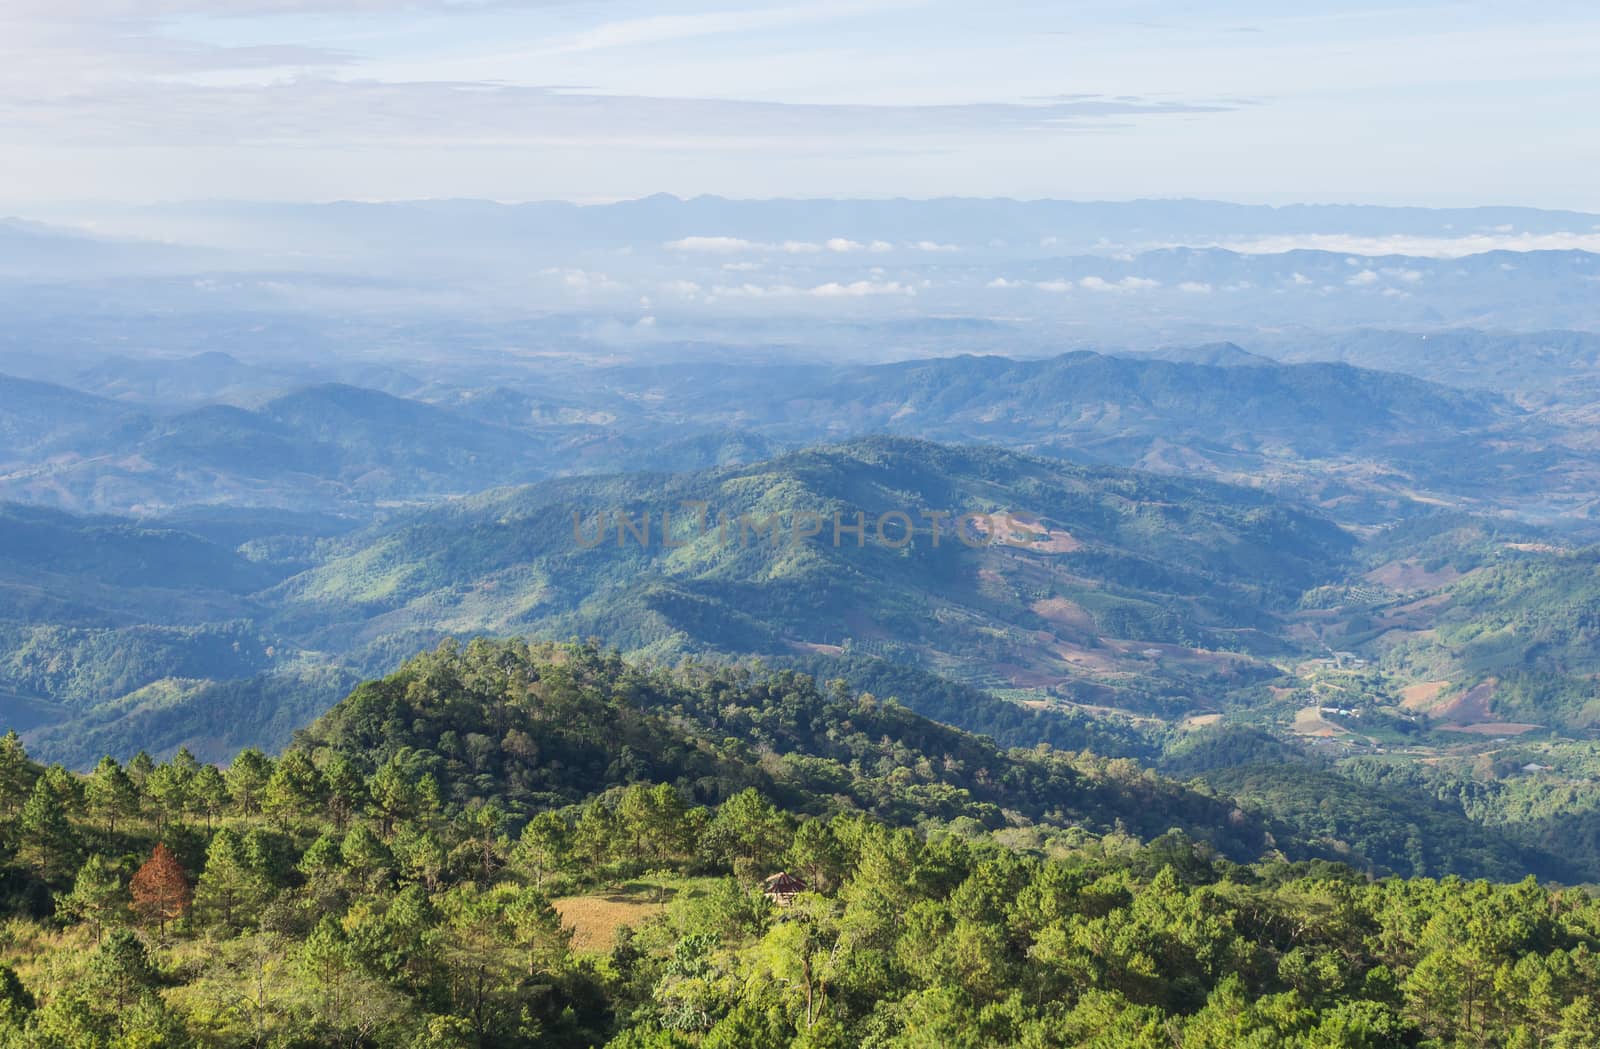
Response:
[[1, 641, 1597, 1047]]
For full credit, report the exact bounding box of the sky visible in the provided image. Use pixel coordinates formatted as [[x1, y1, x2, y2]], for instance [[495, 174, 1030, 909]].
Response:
[[1, 0, 1598, 208]]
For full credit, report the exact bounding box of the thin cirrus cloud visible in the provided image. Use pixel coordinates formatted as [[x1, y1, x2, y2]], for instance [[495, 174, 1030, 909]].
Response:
[[0, 77, 1243, 148], [2, 0, 532, 14]]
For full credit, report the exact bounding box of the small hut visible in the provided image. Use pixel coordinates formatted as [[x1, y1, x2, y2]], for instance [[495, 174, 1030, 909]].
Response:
[[762, 871, 806, 906]]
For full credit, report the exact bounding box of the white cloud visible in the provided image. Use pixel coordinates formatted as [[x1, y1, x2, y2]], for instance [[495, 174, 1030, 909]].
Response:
[[809, 280, 915, 297], [1081, 275, 1160, 292], [1178, 281, 1212, 293], [710, 282, 796, 299], [913, 240, 959, 253], [710, 279, 914, 299], [1290, 272, 1313, 285], [1034, 279, 1074, 292], [666, 235, 760, 253], [667, 235, 887, 255], [544, 267, 622, 293], [1346, 269, 1380, 286]]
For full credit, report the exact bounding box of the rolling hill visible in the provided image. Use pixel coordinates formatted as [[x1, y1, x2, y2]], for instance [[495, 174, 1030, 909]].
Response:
[[0, 438, 1356, 764], [271, 438, 1357, 708]]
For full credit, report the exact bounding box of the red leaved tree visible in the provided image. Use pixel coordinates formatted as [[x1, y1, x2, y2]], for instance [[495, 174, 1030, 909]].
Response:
[[130, 842, 192, 938]]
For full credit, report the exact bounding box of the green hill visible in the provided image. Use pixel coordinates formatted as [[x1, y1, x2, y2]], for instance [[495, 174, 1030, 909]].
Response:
[[4, 638, 1600, 1047], [273, 437, 1356, 713]]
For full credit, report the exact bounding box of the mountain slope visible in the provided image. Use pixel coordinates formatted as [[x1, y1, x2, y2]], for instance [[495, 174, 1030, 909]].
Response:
[[274, 437, 1357, 713]]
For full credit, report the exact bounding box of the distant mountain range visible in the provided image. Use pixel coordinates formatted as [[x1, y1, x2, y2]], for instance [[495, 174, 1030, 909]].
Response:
[[7, 346, 1595, 521]]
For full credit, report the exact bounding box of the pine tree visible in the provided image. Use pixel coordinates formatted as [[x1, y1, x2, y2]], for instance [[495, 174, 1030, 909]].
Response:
[[88, 928, 154, 1022], [128, 750, 155, 790], [512, 812, 571, 887], [0, 730, 36, 821], [263, 751, 326, 826], [225, 748, 273, 818], [191, 763, 231, 831], [369, 757, 419, 837], [19, 771, 80, 881], [146, 747, 200, 832], [85, 756, 139, 838], [58, 854, 129, 944], [130, 842, 192, 938], [324, 754, 368, 833], [195, 828, 266, 933]]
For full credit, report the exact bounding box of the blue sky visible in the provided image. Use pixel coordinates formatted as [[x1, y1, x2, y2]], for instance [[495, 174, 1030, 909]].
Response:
[[1, 0, 1597, 207]]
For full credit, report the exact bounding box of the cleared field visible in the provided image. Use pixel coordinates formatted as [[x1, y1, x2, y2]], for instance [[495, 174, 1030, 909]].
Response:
[[1400, 680, 1450, 708], [553, 893, 667, 953], [553, 877, 723, 953], [1293, 705, 1342, 738]]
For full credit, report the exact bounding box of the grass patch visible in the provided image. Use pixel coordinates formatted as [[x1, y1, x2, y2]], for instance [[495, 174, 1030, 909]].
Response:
[[552, 876, 720, 953]]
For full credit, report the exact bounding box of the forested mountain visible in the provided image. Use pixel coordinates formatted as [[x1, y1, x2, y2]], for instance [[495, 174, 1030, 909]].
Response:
[[1, 640, 1597, 1048], [273, 438, 1354, 706], [0, 437, 1345, 763]]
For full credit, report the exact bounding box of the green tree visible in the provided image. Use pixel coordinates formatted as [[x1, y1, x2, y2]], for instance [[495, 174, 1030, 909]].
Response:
[[146, 747, 201, 832], [706, 789, 792, 884], [0, 730, 37, 821], [341, 824, 396, 893], [226, 748, 274, 818], [191, 762, 232, 831], [369, 756, 420, 837], [505, 886, 572, 977], [263, 751, 327, 826], [87, 928, 155, 1020], [58, 853, 129, 944], [512, 811, 571, 887], [323, 753, 368, 833], [787, 819, 847, 894], [196, 828, 269, 933], [19, 770, 81, 881], [85, 755, 139, 839], [128, 750, 156, 790]]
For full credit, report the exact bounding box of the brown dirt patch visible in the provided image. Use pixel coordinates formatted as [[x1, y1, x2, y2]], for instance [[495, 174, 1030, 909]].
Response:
[[1435, 678, 1497, 724], [789, 641, 844, 656], [1293, 705, 1341, 738], [1366, 560, 1461, 591], [1400, 680, 1451, 710], [1030, 597, 1097, 631], [554, 894, 667, 953]]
